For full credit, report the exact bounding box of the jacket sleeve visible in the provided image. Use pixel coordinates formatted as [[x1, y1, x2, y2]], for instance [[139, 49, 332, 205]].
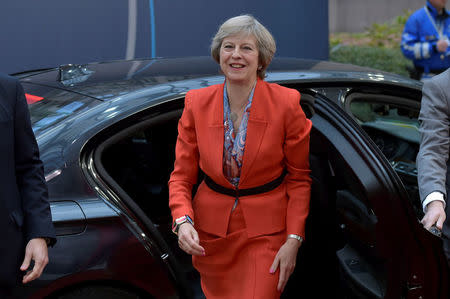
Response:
[[14, 80, 56, 245], [401, 13, 435, 61], [417, 77, 450, 203], [168, 91, 199, 222], [283, 90, 312, 238]]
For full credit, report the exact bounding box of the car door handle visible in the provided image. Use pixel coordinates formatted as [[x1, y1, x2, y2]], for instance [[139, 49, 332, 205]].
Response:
[[50, 201, 87, 236]]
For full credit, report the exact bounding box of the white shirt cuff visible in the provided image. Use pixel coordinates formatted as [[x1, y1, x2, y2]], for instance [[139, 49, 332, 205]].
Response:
[[423, 191, 446, 212]]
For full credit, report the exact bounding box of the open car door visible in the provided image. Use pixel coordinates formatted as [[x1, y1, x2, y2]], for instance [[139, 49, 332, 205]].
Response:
[[280, 87, 448, 299]]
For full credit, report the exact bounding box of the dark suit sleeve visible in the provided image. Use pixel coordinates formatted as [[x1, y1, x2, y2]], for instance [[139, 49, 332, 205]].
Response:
[[14, 80, 56, 245]]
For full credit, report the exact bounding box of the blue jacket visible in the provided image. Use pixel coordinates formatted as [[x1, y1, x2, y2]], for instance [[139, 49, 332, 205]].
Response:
[[401, 1, 450, 72]]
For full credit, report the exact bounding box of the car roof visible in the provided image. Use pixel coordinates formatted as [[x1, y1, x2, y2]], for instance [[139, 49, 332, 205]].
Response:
[[18, 56, 421, 101]]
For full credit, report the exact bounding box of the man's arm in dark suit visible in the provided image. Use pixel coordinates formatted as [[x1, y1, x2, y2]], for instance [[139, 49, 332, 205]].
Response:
[[12, 78, 56, 283], [13, 79, 55, 243]]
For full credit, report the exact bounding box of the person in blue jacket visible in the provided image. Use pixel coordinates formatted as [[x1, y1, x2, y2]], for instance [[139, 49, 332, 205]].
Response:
[[401, 0, 450, 80]]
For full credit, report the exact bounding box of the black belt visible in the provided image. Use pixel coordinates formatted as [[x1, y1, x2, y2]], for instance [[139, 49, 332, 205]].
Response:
[[204, 170, 287, 198]]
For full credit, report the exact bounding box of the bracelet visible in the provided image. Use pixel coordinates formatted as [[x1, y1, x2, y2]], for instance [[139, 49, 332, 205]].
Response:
[[171, 215, 194, 235], [287, 234, 303, 243]]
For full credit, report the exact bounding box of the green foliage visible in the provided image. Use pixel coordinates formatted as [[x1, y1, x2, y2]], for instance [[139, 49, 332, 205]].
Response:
[[330, 46, 413, 77], [329, 10, 414, 77], [365, 9, 412, 48], [329, 36, 341, 48]]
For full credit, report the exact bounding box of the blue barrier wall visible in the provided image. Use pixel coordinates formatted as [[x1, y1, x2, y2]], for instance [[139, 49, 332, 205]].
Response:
[[1, 0, 328, 74]]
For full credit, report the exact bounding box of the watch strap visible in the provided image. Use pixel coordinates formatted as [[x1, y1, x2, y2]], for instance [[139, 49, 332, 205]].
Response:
[[172, 215, 194, 235]]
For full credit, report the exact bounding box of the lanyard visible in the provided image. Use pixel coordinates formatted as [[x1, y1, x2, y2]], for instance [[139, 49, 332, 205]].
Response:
[[424, 5, 445, 39]]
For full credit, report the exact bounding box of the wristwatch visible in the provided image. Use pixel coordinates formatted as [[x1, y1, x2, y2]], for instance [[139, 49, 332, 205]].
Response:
[[172, 215, 194, 235], [287, 234, 303, 243]]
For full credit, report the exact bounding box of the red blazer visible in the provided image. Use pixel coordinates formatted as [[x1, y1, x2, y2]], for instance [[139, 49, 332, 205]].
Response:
[[169, 79, 312, 239]]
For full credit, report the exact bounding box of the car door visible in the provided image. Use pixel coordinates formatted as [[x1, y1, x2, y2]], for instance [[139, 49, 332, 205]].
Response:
[[83, 99, 205, 299], [335, 86, 448, 298], [280, 86, 448, 299]]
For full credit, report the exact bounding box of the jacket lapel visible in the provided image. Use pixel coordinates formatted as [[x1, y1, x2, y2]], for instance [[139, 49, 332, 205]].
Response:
[[206, 83, 234, 188], [239, 80, 268, 186]]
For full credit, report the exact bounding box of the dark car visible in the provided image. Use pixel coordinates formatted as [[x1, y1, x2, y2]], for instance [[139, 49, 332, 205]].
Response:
[[11, 57, 448, 299]]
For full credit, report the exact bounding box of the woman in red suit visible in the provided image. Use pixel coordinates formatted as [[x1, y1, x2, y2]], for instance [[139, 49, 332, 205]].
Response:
[[169, 15, 312, 298]]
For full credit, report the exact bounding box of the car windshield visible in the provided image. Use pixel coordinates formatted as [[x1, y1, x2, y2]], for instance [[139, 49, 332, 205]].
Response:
[[22, 82, 99, 135]]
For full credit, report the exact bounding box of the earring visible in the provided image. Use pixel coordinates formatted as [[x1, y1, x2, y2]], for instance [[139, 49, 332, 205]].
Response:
[[258, 65, 262, 70]]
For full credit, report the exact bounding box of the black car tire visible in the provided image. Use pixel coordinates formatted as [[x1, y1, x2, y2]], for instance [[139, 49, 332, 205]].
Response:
[[56, 286, 144, 299]]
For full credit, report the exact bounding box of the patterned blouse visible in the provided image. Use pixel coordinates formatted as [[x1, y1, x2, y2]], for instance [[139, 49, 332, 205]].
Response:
[[222, 82, 256, 189]]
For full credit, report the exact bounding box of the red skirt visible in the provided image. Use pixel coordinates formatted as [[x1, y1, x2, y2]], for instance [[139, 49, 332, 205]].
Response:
[[192, 204, 285, 299]]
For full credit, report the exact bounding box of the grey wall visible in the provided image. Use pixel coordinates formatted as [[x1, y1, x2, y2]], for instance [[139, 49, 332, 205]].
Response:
[[0, 0, 328, 74], [329, 0, 428, 33]]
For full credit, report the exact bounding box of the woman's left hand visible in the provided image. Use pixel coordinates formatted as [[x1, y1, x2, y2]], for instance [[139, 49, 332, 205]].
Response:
[[269, 238, 301, 292]]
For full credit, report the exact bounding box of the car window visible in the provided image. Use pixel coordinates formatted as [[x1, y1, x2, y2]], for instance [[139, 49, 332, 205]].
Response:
[[21, 82, 99, 135], [346, 93, 422, 217], [350, 100, 420, 144]]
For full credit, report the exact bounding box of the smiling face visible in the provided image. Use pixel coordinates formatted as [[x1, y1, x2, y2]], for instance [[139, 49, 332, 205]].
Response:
[[219, 34, 259, 86]]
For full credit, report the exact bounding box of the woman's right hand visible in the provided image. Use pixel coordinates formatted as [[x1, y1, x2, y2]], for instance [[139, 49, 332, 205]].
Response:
[[177, 223, 205, 256]]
